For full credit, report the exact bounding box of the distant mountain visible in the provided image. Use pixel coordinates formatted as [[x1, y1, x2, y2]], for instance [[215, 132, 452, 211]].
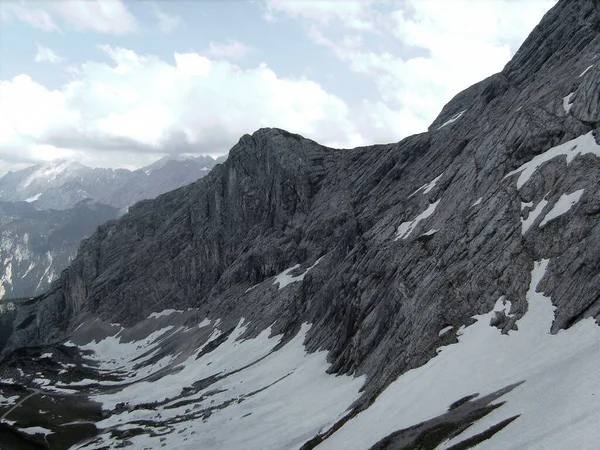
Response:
[[0, 154, 225, 210], [0, 154, 226, 300], [0, 199, 119, 300], [103, 155, 219, 210]]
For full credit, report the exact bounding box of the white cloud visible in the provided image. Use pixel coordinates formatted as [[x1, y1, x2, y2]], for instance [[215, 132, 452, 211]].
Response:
[[151, 2, 181, 33], [265, 0, 375, 30], [34, 43, 65, 64], [1, 0, 137, 34], [0, 47, 369, 173], [204, 41, 253, 60], [276, 0, 556, 133], [50, 0, 136, 34], [1, 1, 61, 32]]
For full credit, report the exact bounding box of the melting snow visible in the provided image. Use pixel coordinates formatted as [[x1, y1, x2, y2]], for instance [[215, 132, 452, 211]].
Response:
[[318, 260, 600, 450], [521, 197, 549, 234], [562, 92, 575, 113], [148, 309, 185, 319], [504, 132, 600, 189], [539, 189, 584, 227], [20, 426, 53, 436], [273, 257, 323, 290], [408, 173, 443, 198], [395, 200, 440, 240], [438, 326, 453, 337], [579, 64, 594, 77], [437, 110, 466, 130], [0, 394, 19, 407], [70, 320, 364, 450], [25, 193, 42, 203]]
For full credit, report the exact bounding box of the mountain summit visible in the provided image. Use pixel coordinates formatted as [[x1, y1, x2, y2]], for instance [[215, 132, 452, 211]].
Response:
[[1, 1, 600, 448]]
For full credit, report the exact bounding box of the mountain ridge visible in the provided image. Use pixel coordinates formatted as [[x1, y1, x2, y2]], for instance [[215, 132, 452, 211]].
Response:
[[0, 153, 227, 211]]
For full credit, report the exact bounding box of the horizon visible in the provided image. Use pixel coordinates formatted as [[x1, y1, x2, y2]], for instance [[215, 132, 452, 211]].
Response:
[[0, 0, 557, 177], [0, 151, 227, 177]]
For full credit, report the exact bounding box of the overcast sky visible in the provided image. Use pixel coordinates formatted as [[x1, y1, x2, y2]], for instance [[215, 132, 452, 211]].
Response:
[[0, 0, 557, 176]]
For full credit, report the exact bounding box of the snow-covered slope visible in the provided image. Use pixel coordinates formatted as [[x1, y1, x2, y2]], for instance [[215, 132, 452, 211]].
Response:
[[0, 311, 364, 449]]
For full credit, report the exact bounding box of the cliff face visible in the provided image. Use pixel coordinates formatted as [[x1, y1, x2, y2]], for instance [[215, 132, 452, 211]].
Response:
[[2, 1, 600, 448], [0, 200, 119, 301]]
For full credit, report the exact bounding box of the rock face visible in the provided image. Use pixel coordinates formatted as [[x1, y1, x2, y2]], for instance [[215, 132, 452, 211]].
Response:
[[0, 200, 119, 300], [0, 155, 222, 211], [2, 0, 600, 448]]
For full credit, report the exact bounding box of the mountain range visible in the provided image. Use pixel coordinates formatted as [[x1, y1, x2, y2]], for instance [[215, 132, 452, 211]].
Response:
[[1, 0, 599, 448], [0, 154, 226, 301], [0, 154, 226, 211]]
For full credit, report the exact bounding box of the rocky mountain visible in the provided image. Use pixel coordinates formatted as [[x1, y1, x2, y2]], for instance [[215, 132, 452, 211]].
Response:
[[0, 154, 223, 211], [1, 0, 600, 448], [0, 200, 119, 301], [0, 155, 225, 301]]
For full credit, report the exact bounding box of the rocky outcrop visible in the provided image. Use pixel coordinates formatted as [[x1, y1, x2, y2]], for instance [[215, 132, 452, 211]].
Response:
[[5, 0, 600, 410]]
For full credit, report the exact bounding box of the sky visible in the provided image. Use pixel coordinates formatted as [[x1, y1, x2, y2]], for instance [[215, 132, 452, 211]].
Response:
[[0, 0, 557, 176]]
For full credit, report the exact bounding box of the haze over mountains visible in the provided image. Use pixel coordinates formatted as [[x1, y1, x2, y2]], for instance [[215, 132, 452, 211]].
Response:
[[0, 154, 227, 211], [0, 154, 226, 300], [1, 0, 600, 449]]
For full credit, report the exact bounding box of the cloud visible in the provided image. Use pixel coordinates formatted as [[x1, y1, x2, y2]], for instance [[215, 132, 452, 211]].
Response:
[[34, 43, 65, 64], [1, 1, 60, 32], [0, 46, 370, 173], [265, 0, 375, 30], [151, 2, 181, 33], [204, 41, 253, 60], [1, 0, 137, 34], [50, 0, 137, 34], [273, 0, 556, 132]]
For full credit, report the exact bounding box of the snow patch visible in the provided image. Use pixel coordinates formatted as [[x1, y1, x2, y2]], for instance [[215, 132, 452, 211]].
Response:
[[579, 64, 594, 77], [273, 257, 323, 290], [521, 197, 548, 234], [562, 92, 574, 113], [25, 193, 42, 202], [437, 110, 466, 130], [438, 326, 453, 337], [539, 189, 584, 227], [148, 309, 185, 319], [408, 173, 443, 198], [74, 321, 364, 450], [20, 426, 53, 436], [0, 394, 20, 407], [504, 132, 600, 189], [319, 260, 600, 450], [395, 200, 440, 240]]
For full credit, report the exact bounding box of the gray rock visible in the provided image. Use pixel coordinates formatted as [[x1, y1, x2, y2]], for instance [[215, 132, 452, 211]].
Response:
[[0, 200, 119, 301]]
